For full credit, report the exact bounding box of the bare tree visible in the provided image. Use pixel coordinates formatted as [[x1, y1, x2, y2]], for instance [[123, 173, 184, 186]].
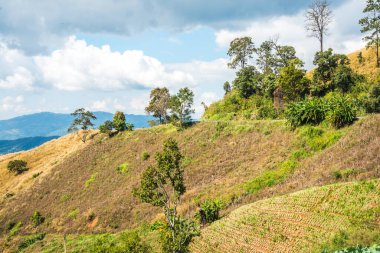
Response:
[[305, 0, 333, 52]]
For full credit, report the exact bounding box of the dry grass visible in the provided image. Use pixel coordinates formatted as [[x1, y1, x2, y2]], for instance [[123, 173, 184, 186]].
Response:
[[190, 179, 380, 253], [347, 46, 380, 81], [0, 115, 379, 251]]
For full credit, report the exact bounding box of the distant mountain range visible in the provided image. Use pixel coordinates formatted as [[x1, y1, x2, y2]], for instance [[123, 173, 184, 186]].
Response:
[[0, 112, 154, 154], [0, 136, 60, 155], [0, 112, 154, 140]]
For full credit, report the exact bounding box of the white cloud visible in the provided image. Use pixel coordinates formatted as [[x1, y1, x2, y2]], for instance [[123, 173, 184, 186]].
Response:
[[0, 96, 25, 113], [34, 37, 195, 91], [214, 0, 366, 69]]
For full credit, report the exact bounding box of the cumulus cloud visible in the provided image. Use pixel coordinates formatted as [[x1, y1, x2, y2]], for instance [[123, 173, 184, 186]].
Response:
[[89, 98, 127, 112], [34, 37, 195, 91], [0, 0, 339, 54], [215, 0, 366, 68], [0, 96, 25, 113]]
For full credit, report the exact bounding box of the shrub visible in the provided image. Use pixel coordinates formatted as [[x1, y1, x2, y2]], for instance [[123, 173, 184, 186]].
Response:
[[363, 84, 380, 113], [18, 233, 46, 251], [327, 96, 357, 129], [87, 231, 151, 253], [31, 211, 45, 227], [125, 122, 134, 131], [142, 151, 150, 161], [113, 111, 127, 131], [9, 221, 22, 236], [116, 163, 129, 174], [197, 199, 224, 224], [68, 209, 79, 219], [99, 120, 114, 136], [85, 173, 97, 187], [285, 98, 328, 128], [7, 160, 28, 175]]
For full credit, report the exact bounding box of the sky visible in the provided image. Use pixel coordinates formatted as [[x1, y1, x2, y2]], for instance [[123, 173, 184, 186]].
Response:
[[0, 0, 366, 120]]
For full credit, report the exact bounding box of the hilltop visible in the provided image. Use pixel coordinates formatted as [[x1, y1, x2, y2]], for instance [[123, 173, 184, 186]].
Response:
[[0, 114, 379, 252]]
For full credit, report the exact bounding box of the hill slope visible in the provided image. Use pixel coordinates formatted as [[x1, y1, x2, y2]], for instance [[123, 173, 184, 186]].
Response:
[[0, 115, 379, 242], [0, 112, 153, 140], [190, 179, 380, 253]]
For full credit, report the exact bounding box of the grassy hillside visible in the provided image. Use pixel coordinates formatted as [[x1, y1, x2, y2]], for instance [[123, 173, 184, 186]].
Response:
[[0, 115, 379, 252], [347, 46, 380, 81], [190, 179, 380, 253]]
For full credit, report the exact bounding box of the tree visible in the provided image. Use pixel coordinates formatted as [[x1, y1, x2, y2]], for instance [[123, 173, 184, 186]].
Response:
[[233, 66, 261, 98], [68, 108, 97, 142], [99, 120, 114, 136], [113, 111, 126, 132], [332, 65, 355, 93], [312, 48, 350, 95], [133, 138, 198, 253], [359, 0, 380, 67], [277, 63, 310, 102], [305, 0, 333, 52], [145, 87, 171, 124], [170, 88, 195, 127], [223, 81, 231, 94], [256, 40, 276, 75], [227, 37, 255, 69]]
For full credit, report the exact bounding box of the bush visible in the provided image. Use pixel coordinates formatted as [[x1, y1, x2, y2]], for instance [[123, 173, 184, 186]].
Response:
[[285, 98, 328, 128], [113, 111, 127, 131], [99, 120, 114, 136], [363, 84, 380, 113], [197, 199, 224, 224], [18, 233, 46, 251], [142, 151, 150, 161], [125, 122, 134, 131], [327, 96, 357, 128], [86, 231, 151, 253], [7, 160, 28, 175], [31, 211, 45, 227]]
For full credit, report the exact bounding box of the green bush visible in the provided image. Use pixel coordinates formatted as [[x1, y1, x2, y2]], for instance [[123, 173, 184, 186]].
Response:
[[125, 123, 134, 131], [113, 111, 127, 131], [7, 160, 28, 175], [99, 120, 114, 135], [8, 221, 22, 236], [327, 96, 357, 128], [142, 151, 150, 161], [86, 231, 151, 253], [197, 199, 224, 224], [18, 233, 46, 251], [31, 211, 45, 227], [363, 84, 380, 113], [285, 98, 328, 128]]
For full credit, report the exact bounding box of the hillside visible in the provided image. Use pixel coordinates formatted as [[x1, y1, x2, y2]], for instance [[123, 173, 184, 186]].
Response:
[[347, 46, 380, 81], [0, 115, 379, 252], [0, 136, 59, 155], [0, 112, 153, 140], [190, 179, 380, 253]]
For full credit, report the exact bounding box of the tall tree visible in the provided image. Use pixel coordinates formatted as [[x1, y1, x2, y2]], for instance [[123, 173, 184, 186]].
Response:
[[359, 0, 380, 68], [113, 111, 127, 132], [145, 87, 171, 124], [227, 37, 255, 69], [133, 138, 198, 253], [68, 108, 97, 143], [233, 66, 261, 98], [223, 81, 231, 95], [305, 0, 333, 53], [170, 87, 195, 127]]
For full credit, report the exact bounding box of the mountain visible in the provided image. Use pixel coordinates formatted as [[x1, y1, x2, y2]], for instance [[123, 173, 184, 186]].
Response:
[[0, 115, 379, 252], [0, 136, 59, 155], [0, 112, 154, 140]]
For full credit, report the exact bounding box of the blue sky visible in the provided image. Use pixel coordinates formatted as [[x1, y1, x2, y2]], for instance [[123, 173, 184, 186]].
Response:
[[0, 0, 366, 119]]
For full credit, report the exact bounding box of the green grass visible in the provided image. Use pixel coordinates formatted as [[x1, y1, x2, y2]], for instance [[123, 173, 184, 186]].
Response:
[[84, 173, 97, 187], [116, 163, 129, 174], [67, 209, 79, 220]]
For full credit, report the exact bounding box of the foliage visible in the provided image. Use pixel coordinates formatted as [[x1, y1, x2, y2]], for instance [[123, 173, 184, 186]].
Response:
[[116, 163, 129, 174], [99, 120, 114, 136], [170, 87, 195, 127], [333, 65, 356, 93], [134, 138, 191, 253], [197, 199, 224, 224], [8, 221, 22, 237], [277, 63, 310, 101], [146, 87, 171, 124], [333, 244, 380, 253], [7, 160, 28, 175], [327, 95, 357, 128], [363, 84, 380, 113], [18, 233, 46, 251], [85, 173, 97, 187], [68, 108, 97, 132], [31, 211, 45, 227], [68, 209, 79, 219], [142, 151, 150, 161], [227, 36, 255, 69], [233, 66, 261, 98], [125, 122, 134, 131], [359, 0, 380, 67], [85, 231, 151, 253], [113, 111, 127, 132], [312, 49, 350, 95], [223, 81, 231, 94], [256, 97, 279, 119], [285, 98, 328, 128]]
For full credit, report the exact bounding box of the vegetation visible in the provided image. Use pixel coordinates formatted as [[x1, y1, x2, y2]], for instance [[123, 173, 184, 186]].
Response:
[[285, 98, 327, 128], [7, 160, 29, 175], [113, 111, 127, 132], [146, 87, 171, 124], [170, 87, 195, 128], [68, 108, 97, 142], [99, 120, 114, 136], [31, 211, 45, 227], [197, 199, 224, 224], [133, 138, 198, 253]]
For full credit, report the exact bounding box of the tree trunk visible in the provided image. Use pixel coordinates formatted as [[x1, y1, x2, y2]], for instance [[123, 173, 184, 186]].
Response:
[[377, 33, 379, 68], [320, 33, 323, 53]]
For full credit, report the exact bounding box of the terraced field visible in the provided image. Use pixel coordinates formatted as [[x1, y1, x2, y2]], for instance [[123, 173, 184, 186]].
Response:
[[190, 180, 380, 253]]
